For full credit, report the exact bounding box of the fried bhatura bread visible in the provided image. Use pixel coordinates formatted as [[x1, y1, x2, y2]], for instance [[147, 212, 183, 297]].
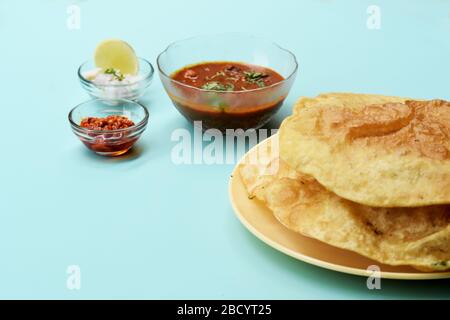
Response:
[[280, 93, 450, 207], [239, 139, 450, 271]]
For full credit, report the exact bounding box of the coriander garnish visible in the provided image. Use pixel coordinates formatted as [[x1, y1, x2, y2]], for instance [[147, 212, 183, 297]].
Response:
[[244, 71, 269, 88], [201, 81, 234, 91], [104, 68, 125, 81]]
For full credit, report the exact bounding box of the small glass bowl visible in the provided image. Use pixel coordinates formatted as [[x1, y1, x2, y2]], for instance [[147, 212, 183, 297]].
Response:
[[78, 58, 154, 101], [69, 99, 149, 156], [157, 33, 298, 131]]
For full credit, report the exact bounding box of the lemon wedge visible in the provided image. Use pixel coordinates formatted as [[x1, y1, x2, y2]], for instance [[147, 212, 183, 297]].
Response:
[[94, 39, 138, 75]]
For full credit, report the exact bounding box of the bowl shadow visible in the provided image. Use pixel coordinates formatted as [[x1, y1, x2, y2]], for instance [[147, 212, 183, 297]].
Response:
[[81, 144, 144, 163]]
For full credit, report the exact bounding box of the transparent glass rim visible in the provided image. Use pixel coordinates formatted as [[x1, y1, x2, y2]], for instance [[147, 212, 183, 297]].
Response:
[[78, 57, 154, 87], [68, 98, 149, 134], [156, 33, 299, 94]]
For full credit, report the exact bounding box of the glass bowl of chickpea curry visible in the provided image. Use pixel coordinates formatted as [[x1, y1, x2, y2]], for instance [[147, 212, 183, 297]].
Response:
[[157, 34, 298, 131]]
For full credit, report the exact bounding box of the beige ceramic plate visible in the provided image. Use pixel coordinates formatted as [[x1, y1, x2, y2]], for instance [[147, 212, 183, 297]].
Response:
[[229, 135, 450, 280]]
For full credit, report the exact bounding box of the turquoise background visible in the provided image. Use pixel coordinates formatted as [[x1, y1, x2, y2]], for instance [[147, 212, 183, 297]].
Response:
[[0, 0, 449, 299]]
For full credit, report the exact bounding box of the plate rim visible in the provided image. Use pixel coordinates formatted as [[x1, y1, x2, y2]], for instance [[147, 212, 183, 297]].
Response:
[[229, 134, 450, 280]]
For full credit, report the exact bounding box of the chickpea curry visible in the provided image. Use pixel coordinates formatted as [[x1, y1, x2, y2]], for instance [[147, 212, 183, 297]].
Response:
[[168, 61, 287, 130], [171, 62, 284, 91]]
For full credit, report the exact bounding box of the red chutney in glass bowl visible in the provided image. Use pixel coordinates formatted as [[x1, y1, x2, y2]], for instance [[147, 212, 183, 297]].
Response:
[[69, 99, 149, 157], [78, 115, 137, 155], [80, 115, 135, 131]]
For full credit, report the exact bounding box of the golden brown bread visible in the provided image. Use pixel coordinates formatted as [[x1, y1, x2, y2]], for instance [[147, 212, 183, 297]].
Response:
[[280, 93, 450, 207], [239, 138, 450, 271]]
